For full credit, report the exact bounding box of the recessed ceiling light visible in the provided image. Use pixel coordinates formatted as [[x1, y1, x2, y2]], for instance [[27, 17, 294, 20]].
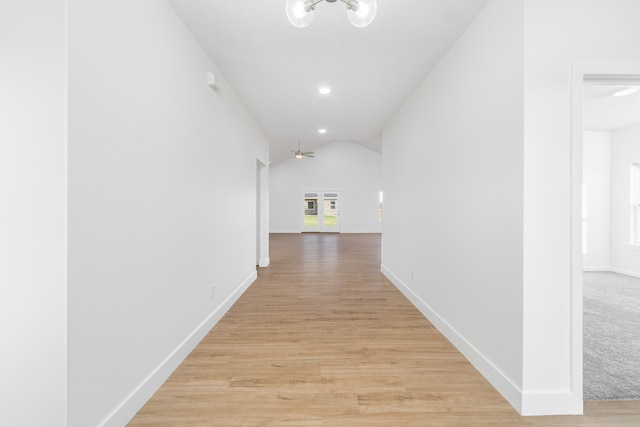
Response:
[[318, 86, 331, 95], [613, 87, 640, 97], [318, 128, 327, 134]]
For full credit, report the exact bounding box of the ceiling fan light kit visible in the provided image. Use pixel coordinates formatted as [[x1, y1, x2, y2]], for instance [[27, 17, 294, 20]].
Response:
[[291, 140, 315, 159], [286, 0, 377, 28]]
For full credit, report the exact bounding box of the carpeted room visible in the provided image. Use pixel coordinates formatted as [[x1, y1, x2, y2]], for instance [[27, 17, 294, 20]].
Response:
[[583, 271, 640, 400], [582, 91, 640, 402]]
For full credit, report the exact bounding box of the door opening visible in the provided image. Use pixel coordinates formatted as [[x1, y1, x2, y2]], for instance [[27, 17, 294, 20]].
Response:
[[303, 191, 340, 233], [574, 68, 640, 402], [256, 159, 269, 267]]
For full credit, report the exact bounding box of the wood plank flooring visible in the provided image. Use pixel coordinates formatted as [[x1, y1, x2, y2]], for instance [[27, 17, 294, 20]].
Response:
[[128, 233, 640, 426]]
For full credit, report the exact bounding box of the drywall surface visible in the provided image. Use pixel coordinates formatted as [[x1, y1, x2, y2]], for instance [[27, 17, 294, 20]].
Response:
[[270, 141, 382, 233], [523, 0, 640, 414], [67, 1, 268, 425], [611, 124, 640, 276], [582, 131, 611, 270], [382, 0, 524, 412], [0, 1, 68, 426]]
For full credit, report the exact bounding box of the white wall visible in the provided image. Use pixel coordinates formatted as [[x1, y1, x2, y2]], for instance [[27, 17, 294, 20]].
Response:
[[67, 1, 268, 426], [270, 141, 382, 233], [611, 124, 640, 276], [382, 0, 525, 413], [0, 1, 68, 426], [523, 0, 640, 414], [383, 0, 640, 416], [581, 127, 640, 276], [582, 131, 611, 270]]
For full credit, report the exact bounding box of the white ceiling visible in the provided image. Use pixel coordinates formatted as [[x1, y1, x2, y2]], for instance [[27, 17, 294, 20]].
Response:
[[583, 84, 640, 131], [169, 0, 489, 163]]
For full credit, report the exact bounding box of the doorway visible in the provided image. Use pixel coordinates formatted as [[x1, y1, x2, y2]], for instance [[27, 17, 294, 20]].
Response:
[[303, 191, 340, 233], [573, 68, 640, 402], [256, 159, 269, 267]]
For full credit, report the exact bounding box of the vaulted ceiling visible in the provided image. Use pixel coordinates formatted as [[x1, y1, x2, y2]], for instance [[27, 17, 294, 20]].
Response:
[[169, 0, 489, 163]]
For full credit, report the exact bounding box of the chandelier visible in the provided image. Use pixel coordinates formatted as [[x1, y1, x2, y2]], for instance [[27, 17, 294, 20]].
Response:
[[285, 0, 378, 28]]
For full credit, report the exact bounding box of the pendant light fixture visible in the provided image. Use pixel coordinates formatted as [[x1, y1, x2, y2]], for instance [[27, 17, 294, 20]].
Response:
[[286, 0, 377, 28]]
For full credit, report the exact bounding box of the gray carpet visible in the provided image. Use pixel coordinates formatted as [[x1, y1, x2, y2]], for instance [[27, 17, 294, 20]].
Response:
[[583, 271, 640, 400]]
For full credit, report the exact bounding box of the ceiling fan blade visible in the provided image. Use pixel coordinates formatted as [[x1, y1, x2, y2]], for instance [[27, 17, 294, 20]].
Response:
[[304, 153, 315, 158]]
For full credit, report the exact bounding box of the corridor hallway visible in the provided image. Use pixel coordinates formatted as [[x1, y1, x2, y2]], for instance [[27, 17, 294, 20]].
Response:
[[129, 234, 640, 426]]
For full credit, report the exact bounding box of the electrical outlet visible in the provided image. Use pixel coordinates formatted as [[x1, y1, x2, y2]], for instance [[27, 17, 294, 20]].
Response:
[[210, 284, 216, 299]]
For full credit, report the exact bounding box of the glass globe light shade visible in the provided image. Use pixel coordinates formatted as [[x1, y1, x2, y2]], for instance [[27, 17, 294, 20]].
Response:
[[286, 0, 315, 28], [347, 0, 377, 28]]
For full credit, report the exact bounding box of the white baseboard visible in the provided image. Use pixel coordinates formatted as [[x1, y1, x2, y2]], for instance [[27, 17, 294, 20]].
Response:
[[521, 389, 583, 416], [258, 257, 270, 267], [381, 265, 585, 416], [100, 270, 258, 427], [380, 264, 524, 413], [269, 230, 382, 234], [611, 267, 640, 279], [583, 266, 640, 279], [582, 266, 611, 272]]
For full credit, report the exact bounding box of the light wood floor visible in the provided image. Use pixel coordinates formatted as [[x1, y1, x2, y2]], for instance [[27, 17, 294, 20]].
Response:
[[129, 233, 640, 426]]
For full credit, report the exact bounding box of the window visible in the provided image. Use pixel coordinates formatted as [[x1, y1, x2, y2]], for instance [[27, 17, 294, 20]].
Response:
[[307, 201, 315, 210], [631, 163, 640, 245], [330, 200, 336, 210]]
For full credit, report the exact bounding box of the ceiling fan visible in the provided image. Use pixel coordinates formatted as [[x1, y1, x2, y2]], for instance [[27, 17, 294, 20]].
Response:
[[291, 140, 315, 159]]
